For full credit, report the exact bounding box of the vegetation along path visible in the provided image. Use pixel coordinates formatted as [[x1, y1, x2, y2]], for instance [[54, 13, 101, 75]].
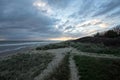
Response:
[[1, 47, 120, 80], [39, 47, 120, 80]]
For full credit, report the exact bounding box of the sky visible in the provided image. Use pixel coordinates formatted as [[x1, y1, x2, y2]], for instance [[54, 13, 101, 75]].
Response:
[[0, 0, 120, 41]]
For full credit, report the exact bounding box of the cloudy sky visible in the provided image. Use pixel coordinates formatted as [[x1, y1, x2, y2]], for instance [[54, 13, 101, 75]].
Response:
[[0, 0, 120, 40]]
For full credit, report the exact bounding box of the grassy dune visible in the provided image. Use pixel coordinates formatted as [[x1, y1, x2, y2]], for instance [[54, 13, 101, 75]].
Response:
[[36, 42, 69, 50], [70, 42, 120, 56], [0, 53, 53, 80], [36, 41, 120, 56], [74, 55, 120, 80], [0, 41, 119, 80]]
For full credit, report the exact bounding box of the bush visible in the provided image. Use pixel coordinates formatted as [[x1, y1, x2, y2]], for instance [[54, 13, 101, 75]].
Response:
[[104, 30, 118, 38], [36, 42, 69, 50], [94, 25, 120, 38]]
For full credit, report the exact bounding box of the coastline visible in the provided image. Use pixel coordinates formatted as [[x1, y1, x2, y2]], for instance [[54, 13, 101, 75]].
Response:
[[0, 46, 35, 59], [0, 41, 120, 80], [0, 41, 59, 59]]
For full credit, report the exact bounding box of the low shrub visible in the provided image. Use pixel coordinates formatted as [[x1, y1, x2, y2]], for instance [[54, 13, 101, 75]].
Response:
[[36, 42, 69, 50]]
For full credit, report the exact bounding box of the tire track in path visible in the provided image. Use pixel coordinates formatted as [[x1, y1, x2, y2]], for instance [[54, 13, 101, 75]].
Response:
[[69, 54, 80, 80], [34, 48, 72, 80]]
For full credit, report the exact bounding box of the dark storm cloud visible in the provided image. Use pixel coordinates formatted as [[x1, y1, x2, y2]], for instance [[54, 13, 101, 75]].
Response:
[[0, 19, 61, 40], [0, 0, 120, 40], [0, 0, 36, 21], [0, 0, 62, 40]]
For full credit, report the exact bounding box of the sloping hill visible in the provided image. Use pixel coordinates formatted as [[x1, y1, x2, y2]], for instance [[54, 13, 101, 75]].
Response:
[[72, 37, 120, 47]]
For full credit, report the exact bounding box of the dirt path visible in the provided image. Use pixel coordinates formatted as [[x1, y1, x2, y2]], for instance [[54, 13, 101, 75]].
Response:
[[34, 47, 120, 80], [34, 48, 72, 80], [1, 47, 120, 80], [71, 48, 120, 59], [69, 55, 80, 80]]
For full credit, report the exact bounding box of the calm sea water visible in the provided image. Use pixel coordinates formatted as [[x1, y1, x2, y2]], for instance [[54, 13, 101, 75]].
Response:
[[0, 41, 57, 54]]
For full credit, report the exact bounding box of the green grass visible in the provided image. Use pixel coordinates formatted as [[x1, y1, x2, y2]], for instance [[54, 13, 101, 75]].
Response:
[[46, 54, 70, 80], [70, 42, 120, 56], [36, 41, 120, 56], [36, 42, 69, 50], [0, 53, 53, 80], [74, 55, 120, 80]]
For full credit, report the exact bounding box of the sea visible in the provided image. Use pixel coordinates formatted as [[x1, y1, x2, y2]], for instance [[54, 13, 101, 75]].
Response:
[[0, 41, 58, 54]]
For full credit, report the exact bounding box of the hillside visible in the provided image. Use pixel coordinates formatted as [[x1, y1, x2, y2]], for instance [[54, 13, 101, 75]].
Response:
[[72, 37, 120, 47], [72, 25, 120, 47]]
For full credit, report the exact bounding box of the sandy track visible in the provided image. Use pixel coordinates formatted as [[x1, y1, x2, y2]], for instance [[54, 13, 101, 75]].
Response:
[[69, 55, 79, 80], [34, 47, 120, 80], [1, 47, 120, 80], [71, 48, 120, 59], [34, 48, 72, 80]]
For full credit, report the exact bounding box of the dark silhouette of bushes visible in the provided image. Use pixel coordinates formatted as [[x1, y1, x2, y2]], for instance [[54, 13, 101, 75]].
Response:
[[94, 25, 120, 38], [104, 30, 118, 38], [72, 25, 120, 47], [73, 37, 120, 47], [113, 25, 120, 35], [94, 33, 100, 37], [77, 25, 120, 46]]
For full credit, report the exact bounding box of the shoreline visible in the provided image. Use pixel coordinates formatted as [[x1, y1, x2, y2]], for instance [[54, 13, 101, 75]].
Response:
[[0, 46, 36, 59], [0, 41, 59, 59]]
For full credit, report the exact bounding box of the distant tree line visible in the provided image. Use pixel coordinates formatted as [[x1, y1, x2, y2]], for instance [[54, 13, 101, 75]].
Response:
[[94, 25, 120, 38]]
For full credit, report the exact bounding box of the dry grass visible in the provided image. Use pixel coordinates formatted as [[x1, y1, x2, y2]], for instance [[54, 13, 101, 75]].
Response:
[[0, 53, 53, 80]]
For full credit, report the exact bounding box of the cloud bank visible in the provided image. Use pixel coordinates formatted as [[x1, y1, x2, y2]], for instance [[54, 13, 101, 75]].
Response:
[[0, 0, 120, 40]]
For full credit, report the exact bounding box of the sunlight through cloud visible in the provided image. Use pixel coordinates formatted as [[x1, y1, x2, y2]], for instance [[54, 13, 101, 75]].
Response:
[[33, 0, 53, 15]]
